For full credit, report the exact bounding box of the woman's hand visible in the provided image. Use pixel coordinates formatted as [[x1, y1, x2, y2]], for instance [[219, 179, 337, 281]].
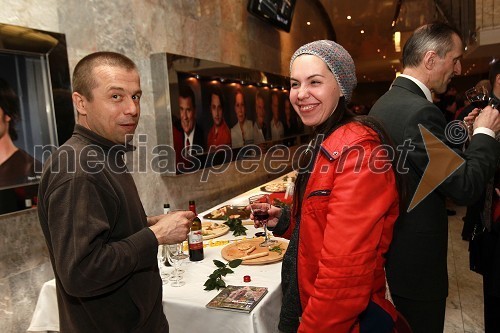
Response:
[[249, 205, 282, 228]]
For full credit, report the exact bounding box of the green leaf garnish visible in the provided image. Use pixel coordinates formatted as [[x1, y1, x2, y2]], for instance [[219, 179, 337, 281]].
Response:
[[203, 259, 242, 291]]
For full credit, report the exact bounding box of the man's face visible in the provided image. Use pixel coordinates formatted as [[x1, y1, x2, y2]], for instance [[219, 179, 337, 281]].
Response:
[[210, 94, 223, 127], [234, 92, 246, 124], [179, 96, 195, 135], [256, 97, 265, 127], [74, 65, 142, 144], [0, 107, 11, 140], [430, 34, 463, 94]]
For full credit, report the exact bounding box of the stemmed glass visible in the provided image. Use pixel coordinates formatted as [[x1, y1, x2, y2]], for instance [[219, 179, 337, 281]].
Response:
[[166, 244, 186, 287], [463, 86, 497, 138], [465, 86, 490, 110], [157, 245, 170, 284], [249, 194, 276, 247]]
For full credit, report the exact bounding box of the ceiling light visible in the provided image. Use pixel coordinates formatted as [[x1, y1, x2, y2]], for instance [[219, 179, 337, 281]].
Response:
[[394, 31, 401, 52], [360, 30, 365, 34], [347, 16, 351, 20], [306, 21, 311, 25], [377, 49, 380, 53]]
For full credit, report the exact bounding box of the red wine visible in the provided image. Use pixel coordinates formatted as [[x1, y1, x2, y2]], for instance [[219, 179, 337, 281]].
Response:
[[253, 209, 269, 222], [471, 99, 488, 109]]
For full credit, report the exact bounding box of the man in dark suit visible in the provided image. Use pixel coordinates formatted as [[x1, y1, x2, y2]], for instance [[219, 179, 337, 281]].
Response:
[[174, 86, 205, 172], [370, 22, 500, 333]]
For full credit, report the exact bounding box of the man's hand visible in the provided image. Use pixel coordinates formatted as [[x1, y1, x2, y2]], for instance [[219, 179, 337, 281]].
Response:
[[149, 210, 195, 245], [474, 105, 500, 133], [146, 215, 163, 226]]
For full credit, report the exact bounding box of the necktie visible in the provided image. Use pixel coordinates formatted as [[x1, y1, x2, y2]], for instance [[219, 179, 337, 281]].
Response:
[[185, 138, 190, 156]]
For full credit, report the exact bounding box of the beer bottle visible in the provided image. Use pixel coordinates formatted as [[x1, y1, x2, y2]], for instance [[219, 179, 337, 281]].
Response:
[[187, 200, 204, 261]]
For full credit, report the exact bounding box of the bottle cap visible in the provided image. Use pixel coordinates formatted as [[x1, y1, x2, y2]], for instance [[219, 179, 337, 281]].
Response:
[[243, 275, 251, 283]]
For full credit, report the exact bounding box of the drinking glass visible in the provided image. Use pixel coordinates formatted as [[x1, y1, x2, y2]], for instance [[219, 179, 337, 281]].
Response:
[[249, 194, 276, 247], [157, 245, 170, 284], [166, 244, 186, 287], [168, 242, 187, 278], [465, 86, 489, 109]]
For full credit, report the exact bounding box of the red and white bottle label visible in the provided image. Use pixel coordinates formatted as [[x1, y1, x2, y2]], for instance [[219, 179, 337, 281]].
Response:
[[188, 231, 203, 250]]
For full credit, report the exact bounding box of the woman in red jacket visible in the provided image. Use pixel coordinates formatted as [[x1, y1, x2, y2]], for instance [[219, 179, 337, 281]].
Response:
[[254, 40, 402, 333]]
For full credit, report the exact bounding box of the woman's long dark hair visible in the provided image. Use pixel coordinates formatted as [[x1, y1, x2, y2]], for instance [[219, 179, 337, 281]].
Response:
[[293, 96, 408, 215]]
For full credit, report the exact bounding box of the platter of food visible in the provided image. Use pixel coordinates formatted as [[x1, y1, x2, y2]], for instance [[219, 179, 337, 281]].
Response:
[[221, 238, 288, 265], [203, 205, 251, 221], [202, 222, 230, 240], [260, 183, 287, 193]]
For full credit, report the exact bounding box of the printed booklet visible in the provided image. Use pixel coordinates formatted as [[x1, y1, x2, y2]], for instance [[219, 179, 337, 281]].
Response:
[[206, 285, 268, 313]]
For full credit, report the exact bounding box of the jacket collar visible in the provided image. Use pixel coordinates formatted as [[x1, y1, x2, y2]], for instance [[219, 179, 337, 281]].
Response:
[[391, 76, 430, 101], [73, 124, 135, 153], [317, 123, 379, 162]]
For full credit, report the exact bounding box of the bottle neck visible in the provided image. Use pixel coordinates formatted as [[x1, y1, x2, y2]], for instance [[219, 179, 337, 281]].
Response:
[[189, 201, 196, 215]]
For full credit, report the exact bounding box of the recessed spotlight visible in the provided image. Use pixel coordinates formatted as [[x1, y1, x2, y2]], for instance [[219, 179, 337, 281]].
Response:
[[383, 55, 386, 59], [347, 16, 351, 20], [377, 49, 380, 53], [360, 30, 365, 34], [306, 21, 311, 25]]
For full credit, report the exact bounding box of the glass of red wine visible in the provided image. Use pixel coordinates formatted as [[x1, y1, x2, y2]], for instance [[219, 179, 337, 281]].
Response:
[[465, 86, 489, 109], [249, 194, 276, 247], [463, 86, 491, 136]]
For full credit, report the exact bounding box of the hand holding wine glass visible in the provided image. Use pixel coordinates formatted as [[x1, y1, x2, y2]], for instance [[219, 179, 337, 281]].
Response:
[[249, 194, 277, 247]]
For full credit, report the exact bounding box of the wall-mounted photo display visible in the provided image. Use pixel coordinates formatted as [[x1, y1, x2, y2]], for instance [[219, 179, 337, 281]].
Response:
[[0, 23, 74, 214], [151, 53, 309, 175]]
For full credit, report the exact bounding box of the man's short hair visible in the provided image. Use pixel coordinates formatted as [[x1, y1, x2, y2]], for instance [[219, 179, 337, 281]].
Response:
[[72, 51, 137, 101], [0, 78, 20, 141], [402, 22, 463, 68], [489, 59, 500, 88], [179, 85, 196, 110]]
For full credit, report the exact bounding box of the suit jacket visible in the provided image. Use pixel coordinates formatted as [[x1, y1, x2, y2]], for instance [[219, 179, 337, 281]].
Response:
[[370, 76, 500, 301]]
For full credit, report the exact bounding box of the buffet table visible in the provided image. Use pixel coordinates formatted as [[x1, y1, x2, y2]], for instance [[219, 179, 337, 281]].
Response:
[[28, 173, 294, 333]]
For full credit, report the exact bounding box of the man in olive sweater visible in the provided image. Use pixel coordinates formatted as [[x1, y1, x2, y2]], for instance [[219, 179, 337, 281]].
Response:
[[38, 52, 194, 332]]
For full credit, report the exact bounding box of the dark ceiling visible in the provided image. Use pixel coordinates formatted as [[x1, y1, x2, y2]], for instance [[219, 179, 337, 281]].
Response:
[[318, 0, 497, 83]]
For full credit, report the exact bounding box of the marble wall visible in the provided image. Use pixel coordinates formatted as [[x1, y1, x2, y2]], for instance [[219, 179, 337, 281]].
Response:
[[0, 0, 333, 332], [0, 209, 54, 332]]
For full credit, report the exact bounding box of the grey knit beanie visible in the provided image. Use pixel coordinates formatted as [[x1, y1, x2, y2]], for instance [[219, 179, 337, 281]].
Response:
[[290, 40, 357, 102]]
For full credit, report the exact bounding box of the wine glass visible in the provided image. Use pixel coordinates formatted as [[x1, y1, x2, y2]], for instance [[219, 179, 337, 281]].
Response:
[[166, 243, 186, 287], [249, 194, 276, 247], [465, 86, 489, 109], [168, 242, 187, 279], [157, 245, 169, 284], [463, 86, 489, 137]]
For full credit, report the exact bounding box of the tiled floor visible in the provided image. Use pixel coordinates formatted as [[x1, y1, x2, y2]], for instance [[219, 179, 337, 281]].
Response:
[[445, 205, 484, 333]]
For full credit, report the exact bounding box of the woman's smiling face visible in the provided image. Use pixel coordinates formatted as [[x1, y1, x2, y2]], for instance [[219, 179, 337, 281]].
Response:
[[289, 54, 342, 127]]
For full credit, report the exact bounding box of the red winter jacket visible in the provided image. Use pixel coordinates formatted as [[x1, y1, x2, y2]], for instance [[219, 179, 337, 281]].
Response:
[[281, 122, 399, 333]]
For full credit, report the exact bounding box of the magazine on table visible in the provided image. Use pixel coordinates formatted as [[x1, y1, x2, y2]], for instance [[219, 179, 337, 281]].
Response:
[[206, 285, 268, 313]]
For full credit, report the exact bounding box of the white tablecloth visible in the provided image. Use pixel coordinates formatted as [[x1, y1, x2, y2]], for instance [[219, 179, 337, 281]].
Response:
[[28, 172, 294, 333]]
